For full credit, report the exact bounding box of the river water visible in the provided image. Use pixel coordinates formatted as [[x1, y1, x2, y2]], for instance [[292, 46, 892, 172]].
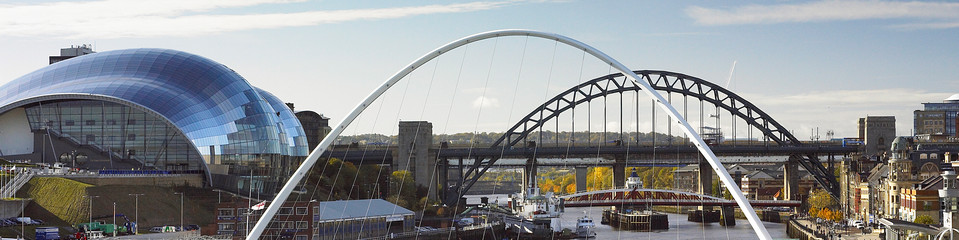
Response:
[[464, 195, 789, 240], [558, 206, 788, 240]]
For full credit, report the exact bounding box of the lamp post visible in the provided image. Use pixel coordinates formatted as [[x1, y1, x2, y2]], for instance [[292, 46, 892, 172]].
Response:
[[82, 195, 99, 224], [112, 202, 116, 237], [128, 193, 144, 235], [173, 192, 183, 232]]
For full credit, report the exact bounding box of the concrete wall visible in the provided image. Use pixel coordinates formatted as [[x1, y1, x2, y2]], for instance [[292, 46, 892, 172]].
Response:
[[60, 175, 204, 188], [395, 121, 437, 199], [0, 199, 29, 219], [0, 108, 34, 156]]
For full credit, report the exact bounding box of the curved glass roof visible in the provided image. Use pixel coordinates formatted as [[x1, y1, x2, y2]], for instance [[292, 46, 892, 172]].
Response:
[[256, 87, 309, 156], [0, 48, 292, 157]]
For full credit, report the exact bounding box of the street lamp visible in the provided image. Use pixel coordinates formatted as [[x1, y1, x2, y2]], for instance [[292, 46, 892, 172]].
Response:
[[128, 193, 144, 235], [82, 195, 99, 224], [112, 202, 117, 237], [173, 192, 183, 232]]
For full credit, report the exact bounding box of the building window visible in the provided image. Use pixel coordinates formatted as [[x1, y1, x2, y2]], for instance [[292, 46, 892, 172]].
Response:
[[313, 206, 319, 215], [128, 119, 137, 125], [296, 207, 308, 215], [218, 223, 234, 231], [279, 207, 293, 215], [296, 221, 308, 229], [921, 154, 928, 159], [128, 134, 136, 141], [218, 208, 234, 217], [86, 135, 96, 142], [932, 153, 939, 159], [107, 119, 116, 125], [295, 236, 307, 240], [85, 120, 96, 126], [65, 120, 75, 126]]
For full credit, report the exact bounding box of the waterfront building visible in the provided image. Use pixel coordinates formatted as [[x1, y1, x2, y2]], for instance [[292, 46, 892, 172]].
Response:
[[884, 137, 920, 219], [899, 176, 942, 223], [740, 170, 777, 200], [293, 110, 332, 151], [915, 94, 959, 138], [215, 198, 413, 240], [216, 200, 319, 239], [672, 165, 699, 193], [0, 48, 309, 198], [672, 163, 814, 200], [49, 45, 95, 64]]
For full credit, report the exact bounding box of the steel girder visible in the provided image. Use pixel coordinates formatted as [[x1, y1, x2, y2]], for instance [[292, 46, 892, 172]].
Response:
[[451, 70, 840, 204]]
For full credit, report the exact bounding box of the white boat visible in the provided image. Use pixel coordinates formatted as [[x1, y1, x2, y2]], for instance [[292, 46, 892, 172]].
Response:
[[575, 215, 597, 238], [504, 175, 565, 236]]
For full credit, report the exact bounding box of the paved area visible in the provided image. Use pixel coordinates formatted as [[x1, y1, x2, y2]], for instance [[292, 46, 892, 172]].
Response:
[[793, 217, 883, 240]]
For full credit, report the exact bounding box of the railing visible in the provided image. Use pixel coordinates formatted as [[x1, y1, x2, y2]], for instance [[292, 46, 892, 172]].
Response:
[[44, 128, 130, 165], [0, 170, 35, 198]]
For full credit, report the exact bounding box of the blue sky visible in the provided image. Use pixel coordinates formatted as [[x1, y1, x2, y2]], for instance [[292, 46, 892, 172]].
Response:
[[0, 0, 957, 139]]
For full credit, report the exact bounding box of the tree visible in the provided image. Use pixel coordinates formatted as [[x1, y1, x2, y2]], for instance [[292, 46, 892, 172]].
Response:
[[807, 189, 837, 211], [389, 170, 417, 210], [914, 215, 936, 225]]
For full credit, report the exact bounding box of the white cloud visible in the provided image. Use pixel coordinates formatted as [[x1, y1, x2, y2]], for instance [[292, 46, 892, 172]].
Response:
[[472, 96, 500, 109], [745, 88, 947, 107], [686, 0, 959, 28], [0, 0, 518, 39], [741, 88, 952, 137]]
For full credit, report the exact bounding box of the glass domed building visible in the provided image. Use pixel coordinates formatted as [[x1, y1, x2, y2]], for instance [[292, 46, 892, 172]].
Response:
[[0, 48, 308, 197]]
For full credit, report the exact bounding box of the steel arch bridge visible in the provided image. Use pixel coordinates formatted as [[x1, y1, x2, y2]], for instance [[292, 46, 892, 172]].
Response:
[[453, 70, 839, 203], [256, 30, 775, 239]]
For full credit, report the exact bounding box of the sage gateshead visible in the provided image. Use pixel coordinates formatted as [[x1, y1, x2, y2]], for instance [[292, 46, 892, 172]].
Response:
[[0, 48, 309, 197]]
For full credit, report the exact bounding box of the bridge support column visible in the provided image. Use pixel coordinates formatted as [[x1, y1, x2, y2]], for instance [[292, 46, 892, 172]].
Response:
[[698, 157, 714, 211], [613, 155, 626, 189], [438, 157, 448, 201], [576, 166, 588, 193], [396, 121, 437, 200], [784, 156, 800, 201], [697, 157, 713, 196], [720, 206, 736, 226], [524, 157, 538, 193], [827, 154, 835, 176]]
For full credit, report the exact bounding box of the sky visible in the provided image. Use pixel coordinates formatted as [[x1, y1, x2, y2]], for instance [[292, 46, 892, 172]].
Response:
[[0, 0, 957, 140]]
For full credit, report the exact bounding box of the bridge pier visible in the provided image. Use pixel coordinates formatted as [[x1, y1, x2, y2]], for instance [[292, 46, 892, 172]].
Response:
[[523, 157, 538, 193], [613, 155, 626, 188], [720, 206, 736, 226], [396, 121, 438, 200], [697, 157, 713, 196], [576, 166, 588, 193], [784, 156, 800, 201]]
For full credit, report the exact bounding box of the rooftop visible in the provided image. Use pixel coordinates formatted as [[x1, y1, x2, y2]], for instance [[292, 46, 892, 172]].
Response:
[[318, 199, 413, 222]]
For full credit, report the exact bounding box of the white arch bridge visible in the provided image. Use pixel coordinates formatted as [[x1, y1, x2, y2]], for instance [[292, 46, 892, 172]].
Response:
[[250, 29, 778, 240]]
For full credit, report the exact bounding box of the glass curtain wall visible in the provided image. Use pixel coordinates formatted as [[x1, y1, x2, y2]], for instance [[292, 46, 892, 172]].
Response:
[[23, 100, 201, 171]]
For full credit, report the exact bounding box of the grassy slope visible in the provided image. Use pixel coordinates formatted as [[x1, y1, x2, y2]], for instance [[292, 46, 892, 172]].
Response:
[[8, 177, 217, 237], [22, 177, 91, 224]]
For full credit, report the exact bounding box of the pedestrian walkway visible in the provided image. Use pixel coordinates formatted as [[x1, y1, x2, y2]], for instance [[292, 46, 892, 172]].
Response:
[[792, 217, 882, 240]]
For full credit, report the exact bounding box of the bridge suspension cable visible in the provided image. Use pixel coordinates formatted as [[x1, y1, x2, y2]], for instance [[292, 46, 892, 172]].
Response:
[[247, 29, 772, 240]]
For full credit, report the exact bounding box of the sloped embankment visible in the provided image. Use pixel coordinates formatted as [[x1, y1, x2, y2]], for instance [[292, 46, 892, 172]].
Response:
[[20, 177, 92, 224]]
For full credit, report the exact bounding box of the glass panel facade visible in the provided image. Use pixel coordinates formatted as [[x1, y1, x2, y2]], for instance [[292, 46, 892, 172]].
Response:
[[23, 100, 200, 171], [0, 48, 307, 198]]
